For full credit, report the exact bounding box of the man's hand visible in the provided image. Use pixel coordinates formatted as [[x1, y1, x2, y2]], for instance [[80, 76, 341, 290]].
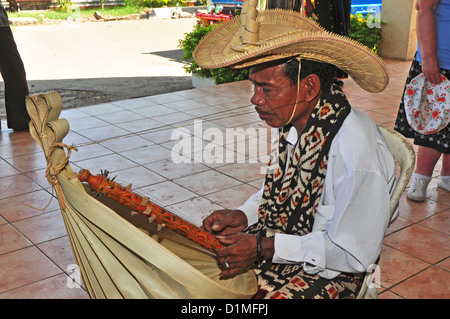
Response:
[[422, 56, 442, 85], [215, 233, 275, 279], [215, 232, 257, 279], [202, 209, 248, 236], [202, 210, 275, 279], [202, 210, 253, 278]]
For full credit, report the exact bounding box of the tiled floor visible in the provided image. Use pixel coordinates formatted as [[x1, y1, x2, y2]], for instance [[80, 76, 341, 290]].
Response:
[[0, 58, 449, 299]]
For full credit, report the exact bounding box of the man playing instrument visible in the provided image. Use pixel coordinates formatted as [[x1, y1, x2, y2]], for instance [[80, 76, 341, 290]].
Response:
[[195, 0, 396, 299]]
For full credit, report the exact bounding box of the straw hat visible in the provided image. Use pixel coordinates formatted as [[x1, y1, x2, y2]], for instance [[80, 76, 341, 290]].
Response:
[[193, 0, 389, 93], [404, 73, 450, 135]]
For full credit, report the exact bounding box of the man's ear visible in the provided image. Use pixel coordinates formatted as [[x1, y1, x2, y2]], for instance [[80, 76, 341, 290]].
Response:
[[302, 74, 321, 102]]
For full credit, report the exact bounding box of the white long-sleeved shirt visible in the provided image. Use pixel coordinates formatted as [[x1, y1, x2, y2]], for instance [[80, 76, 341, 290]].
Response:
[[239, 107, 396, 279]]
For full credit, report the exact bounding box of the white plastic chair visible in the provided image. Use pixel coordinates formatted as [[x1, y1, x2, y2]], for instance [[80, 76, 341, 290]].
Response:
[[357, 125, 416, 299]]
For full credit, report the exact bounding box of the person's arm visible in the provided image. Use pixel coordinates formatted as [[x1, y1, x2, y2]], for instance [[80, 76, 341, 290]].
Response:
[[216, 151, 394, 279], [273, 169, 393, 278], [272, 122, 396, 278], [416, 0, 442, 84]]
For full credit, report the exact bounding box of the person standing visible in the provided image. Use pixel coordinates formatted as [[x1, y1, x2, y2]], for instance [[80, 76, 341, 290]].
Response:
[[394, 0, 450, 201], [304, 0, 351, 35], [304, 0, 351, 86], [0, 2, 30, 131], [267, 0, 302, 11]]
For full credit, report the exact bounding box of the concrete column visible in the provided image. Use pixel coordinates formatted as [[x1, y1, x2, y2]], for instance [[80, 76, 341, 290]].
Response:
[[379, 0, 418, 61]]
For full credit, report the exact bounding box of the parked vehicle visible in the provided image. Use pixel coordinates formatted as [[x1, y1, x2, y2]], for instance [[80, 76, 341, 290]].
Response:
[[211, 0, 243, 16]]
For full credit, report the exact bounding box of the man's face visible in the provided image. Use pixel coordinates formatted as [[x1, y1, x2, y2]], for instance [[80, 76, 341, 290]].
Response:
[[250, 63, 299, 128]]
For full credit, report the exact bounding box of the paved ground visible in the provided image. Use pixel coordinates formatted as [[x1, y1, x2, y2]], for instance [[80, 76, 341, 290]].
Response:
[[0, 14, 199, 118]]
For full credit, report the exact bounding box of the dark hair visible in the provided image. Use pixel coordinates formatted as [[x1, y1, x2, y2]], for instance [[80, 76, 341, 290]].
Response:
[[284, 58, 337, 90]]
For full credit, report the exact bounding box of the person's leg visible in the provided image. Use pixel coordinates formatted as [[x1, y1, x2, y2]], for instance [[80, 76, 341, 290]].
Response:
[[0, 26, 30, 131], [415, 145, 442, 176], [438, 153, 450, 191], [407, 146, 442, 201]]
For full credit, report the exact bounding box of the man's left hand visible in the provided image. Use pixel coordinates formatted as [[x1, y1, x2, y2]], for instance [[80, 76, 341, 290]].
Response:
[[215, 232, 258, 279]]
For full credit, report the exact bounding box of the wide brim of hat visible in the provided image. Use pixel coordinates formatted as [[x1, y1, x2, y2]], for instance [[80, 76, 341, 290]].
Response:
[[193, 9, 389, 93]]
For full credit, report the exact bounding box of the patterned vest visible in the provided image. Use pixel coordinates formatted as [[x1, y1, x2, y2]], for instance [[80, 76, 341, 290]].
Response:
[[247, 84, 351, 277]]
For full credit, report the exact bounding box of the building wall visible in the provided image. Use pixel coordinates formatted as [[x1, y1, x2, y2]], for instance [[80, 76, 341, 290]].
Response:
[[379, 0, 418, 61]]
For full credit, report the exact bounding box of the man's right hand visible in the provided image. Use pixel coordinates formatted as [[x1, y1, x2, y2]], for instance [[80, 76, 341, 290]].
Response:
[[202, 209, 248, 237]]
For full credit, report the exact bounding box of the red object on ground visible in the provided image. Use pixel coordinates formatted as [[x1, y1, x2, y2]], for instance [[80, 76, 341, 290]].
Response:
[[195, 12, 231, 25]]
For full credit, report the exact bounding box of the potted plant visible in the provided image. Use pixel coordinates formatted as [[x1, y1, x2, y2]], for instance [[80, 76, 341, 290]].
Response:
[[349, 13, 385, 54], [178, 22, 249, 87]]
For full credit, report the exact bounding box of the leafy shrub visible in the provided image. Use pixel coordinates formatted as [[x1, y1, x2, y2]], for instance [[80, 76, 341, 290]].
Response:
[[178, 23, 249, 84], [56, 0, 73, 12], [124, 0, 176, 8], [349, 13, 385, 53]]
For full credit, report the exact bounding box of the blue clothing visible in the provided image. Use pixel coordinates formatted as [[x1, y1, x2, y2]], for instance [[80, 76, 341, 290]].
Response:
[[416, 0, 450, 70]]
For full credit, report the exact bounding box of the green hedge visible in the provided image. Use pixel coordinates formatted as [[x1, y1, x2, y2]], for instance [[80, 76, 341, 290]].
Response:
[[178, 23, 249, 85]]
